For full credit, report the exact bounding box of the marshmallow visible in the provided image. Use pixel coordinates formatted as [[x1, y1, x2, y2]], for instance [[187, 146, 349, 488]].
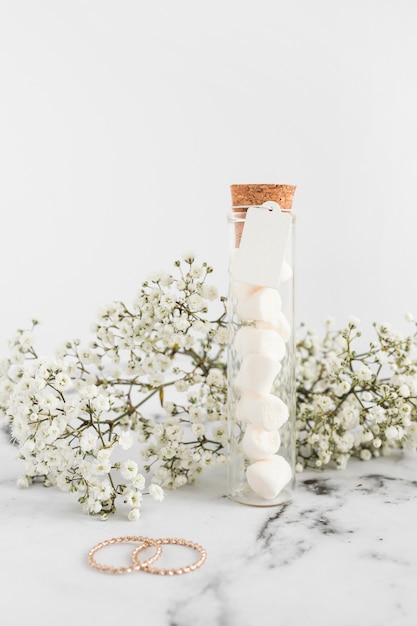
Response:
[[256, 311, 291, 342], [236, 393, 289, 430], [234, 354, 281, 395], [235, 327, 286, 362], [231, 280, 262, 302], [241, 424, 281, 459], [236, 287, 281, 323], [246, 455, 292, 500]]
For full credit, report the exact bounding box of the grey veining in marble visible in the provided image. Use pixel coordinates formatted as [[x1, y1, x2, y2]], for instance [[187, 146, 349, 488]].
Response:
[[1, 430, 417, 626]]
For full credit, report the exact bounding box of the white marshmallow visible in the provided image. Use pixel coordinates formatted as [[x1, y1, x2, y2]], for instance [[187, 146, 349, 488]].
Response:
[[241, 424, 281, 459], [231, 280, 262, 302], [236, 287, 281, 323], [234, 354, 281, 395], [256, 311, 291, 342], [236, 393, 289, 430], [246, 455, 292, 500], [235, 327, 286, 361], [279, 259, 293, 282]]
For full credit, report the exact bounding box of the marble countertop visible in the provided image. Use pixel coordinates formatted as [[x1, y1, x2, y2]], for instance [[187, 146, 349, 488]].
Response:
[[1, 429, 417, 626]]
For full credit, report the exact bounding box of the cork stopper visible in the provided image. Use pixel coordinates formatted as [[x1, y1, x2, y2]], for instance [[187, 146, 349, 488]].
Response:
[[231, 184, 296, 211], [230, 183, 296, 247]]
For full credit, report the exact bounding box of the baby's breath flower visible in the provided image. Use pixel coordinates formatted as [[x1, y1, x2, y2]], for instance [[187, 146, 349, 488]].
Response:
[[348, 315, 360, 328], [360, 449, 372, 461], [2, 255, 416, 516], [128, 508, 140, 521], [120, 460, 138, 480], [149, 483, 164, 501], [0, 256, 229, 518], [296, 314, 417, 471]]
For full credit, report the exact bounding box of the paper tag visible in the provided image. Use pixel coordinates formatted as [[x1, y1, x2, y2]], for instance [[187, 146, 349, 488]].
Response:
[[232, 203, 291, 289]]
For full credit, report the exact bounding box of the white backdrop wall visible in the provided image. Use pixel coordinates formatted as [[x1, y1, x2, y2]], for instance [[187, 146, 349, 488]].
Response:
[[1, 0, 417, 356]]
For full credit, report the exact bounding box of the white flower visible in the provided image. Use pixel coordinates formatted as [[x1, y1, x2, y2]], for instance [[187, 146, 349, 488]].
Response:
[[17, 476, 30, 489], [148, 373, 164, 387], [334, 380, 351, 395], [182, 252, 195, 264], [385, 426, 399, 440], [361, 430, 374, 443], [175, 379, 188, 393], [355, 363, 373, 382], [160, 444, 176, 460], [91, 394, 111, 413], [149, 484, 164, 501], [45, 417, 66, 442], [192, 423, 205, 437], [21, 439, 35, 455], [29, 376, 47, 392], [360, 449, 372, 461], [63, 399, 81, 420], [118, 431, 133, 450], [375, 351, 389, 364], [206, 369, 225, 387], [92, 458, 111, 475], [192, 320, 208, 333], [378, 322, 393, 336], [315, 395, 334, 411], [174, 316, 189, 332], [339, 405, 360, 429], [165, 423, 183, 441], [173, 475, 187, 488], [84, 498, 102, 514], [188, 294, 205, 312], [348, 316, 360, 328], [399, 402, 411, 417], [80, 430, 99, 452], [55, 373, 71, 390], [93, 479, 112, 501], [368, 406, 386, 423], [190, 266, 204, 278], [18, 330, 33, 349], [200, 285, 218, 301], [39, 393, 60, 412], [188, 406, 202, 422], [128, 508, 140, 521], [132, 474, 146, 490], [324, 352, 342, 374], [398, 384, 410, 398], [335, 432, 355, 453], [120, 460, 138, 480], [214, 327, 228, 345]]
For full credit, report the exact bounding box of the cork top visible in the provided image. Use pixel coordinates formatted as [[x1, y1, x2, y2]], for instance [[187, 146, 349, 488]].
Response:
[[230, 184, 296, 211]]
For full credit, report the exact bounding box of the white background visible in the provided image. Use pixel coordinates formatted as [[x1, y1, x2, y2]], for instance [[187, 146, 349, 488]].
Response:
[[1, 0, 417, 357]]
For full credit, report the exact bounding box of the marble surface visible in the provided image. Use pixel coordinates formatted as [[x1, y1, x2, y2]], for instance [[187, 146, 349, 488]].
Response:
[[1, 429, 417, 626]]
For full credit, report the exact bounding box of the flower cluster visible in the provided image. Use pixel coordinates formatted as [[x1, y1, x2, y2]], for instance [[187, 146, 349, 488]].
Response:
[[0, 256, 228, 520], [1, 254, 417, 520], [295, 315, 417, 470]]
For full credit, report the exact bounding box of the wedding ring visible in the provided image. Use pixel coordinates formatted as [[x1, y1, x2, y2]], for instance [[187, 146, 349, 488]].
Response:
[[132, 537, 207, 576], [87, 535, 162, 574]]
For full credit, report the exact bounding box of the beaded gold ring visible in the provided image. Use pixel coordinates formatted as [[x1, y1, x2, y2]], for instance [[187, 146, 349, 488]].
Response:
[[132, 537, 207, 576], [87, 535, 162, 574]]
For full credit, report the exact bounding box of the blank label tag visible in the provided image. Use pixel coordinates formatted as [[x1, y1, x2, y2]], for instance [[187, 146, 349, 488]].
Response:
[[233, 203, 291, 288]]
